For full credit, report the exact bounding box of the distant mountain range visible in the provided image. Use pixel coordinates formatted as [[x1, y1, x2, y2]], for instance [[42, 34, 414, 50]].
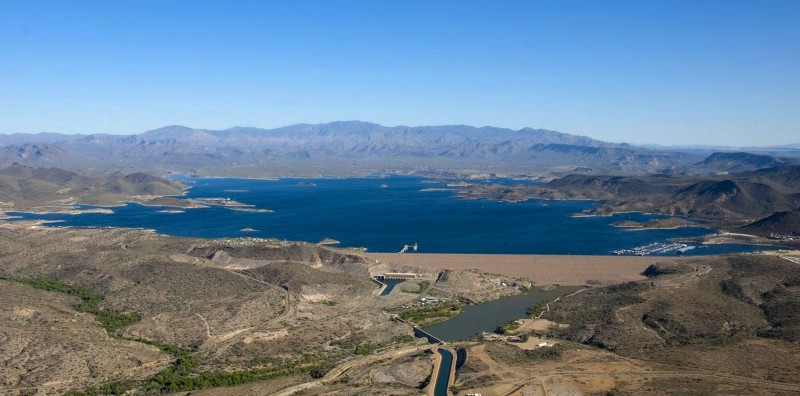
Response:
[[0, 121, 696, 176], [1, 121, 797, 177]]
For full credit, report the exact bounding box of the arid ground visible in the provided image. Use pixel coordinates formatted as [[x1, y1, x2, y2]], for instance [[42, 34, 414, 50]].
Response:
[[1, 220, 798, 395]]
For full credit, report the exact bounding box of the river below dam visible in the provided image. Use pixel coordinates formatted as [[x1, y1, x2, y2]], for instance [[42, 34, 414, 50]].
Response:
[[422, 285, 584, 341]]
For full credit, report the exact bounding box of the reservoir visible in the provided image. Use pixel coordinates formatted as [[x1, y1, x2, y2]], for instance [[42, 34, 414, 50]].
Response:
[[423, 286, 583, 341], [8, 176, 779, 256]]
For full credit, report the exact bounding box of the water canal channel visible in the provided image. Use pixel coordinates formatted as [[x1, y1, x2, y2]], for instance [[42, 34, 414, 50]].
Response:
[[433, 348, 454, 396], [376, 279, 406, 296]]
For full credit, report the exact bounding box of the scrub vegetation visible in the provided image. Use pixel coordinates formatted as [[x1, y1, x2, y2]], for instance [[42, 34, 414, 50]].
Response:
[[398, 301, 463, 326], [0, 276, 141, 332]]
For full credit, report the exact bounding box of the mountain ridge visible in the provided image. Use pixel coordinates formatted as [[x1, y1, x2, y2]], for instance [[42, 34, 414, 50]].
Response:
[[693, 151, 800, 173], [0, 121, 697, 176], [2, 121, 798, 177]]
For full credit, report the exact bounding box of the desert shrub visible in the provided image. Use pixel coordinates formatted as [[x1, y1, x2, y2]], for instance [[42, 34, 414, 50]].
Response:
[[1, 276, 140, 332], [495, 321, 521, 335], [399, 302, 462, 325], [392, 334, 414, 344], [526, 301, 546, 317], [415, 280, 431, 294]]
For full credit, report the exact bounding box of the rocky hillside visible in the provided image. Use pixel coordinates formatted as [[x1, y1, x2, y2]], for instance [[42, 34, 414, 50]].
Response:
[[740, 208, 800, 237], [0, 224, 409, 395], [543, 255, 800, 383], [459, 165, 800, 224], [0, 164, 184, 211]]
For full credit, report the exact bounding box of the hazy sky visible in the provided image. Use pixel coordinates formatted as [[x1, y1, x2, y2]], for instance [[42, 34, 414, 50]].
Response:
[[1, 1, 798, 146]]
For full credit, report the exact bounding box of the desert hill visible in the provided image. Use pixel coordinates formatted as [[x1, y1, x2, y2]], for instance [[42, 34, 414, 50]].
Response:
[[0, 224, 410, 394], [0, 163, 94, 186], [543, 255, 800, 384], [740, 207, 800, 237], [0, 164, 184, 211], [459, 165, 800, 224]]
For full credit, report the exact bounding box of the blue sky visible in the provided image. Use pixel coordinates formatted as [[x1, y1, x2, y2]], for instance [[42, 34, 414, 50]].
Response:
[[1, 1, 798, 146]]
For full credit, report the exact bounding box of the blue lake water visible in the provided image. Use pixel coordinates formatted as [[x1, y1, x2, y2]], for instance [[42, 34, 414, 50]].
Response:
[[9, 176, 776, 255]]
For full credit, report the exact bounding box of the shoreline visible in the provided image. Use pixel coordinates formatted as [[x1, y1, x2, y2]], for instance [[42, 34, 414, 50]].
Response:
[[2, 207, 118, 215], [622, 225, 706, 231], [364, 252, 684, 286], [2, 217, 780, 286]]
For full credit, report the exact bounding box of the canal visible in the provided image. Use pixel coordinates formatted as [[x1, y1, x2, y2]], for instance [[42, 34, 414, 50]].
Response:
[[433, 348, 454, 396]]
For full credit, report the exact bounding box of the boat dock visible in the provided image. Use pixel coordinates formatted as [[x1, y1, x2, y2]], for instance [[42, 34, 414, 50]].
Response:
[[611, 242, 693, 256], [399, 243, 418, 253]]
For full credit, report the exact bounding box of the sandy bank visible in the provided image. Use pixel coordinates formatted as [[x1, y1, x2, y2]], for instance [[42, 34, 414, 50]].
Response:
[[364, 253, 685, 286]]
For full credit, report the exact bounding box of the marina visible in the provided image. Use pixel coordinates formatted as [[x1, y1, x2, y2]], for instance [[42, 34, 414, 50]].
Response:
[[612, 242, 698, 256]]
